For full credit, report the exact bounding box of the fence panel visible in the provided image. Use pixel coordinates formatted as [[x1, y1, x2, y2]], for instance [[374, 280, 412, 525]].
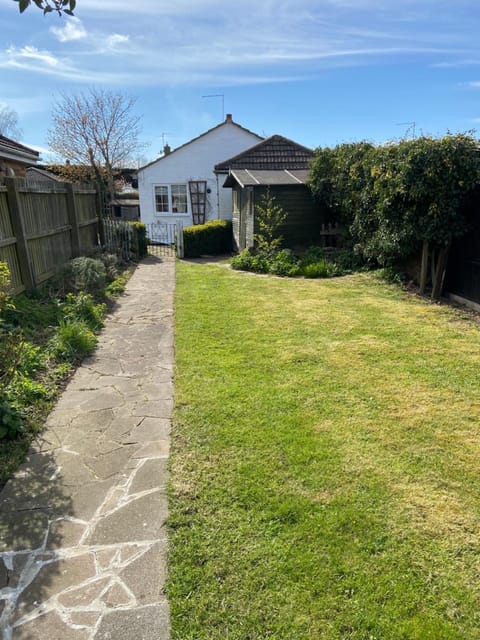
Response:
[[0, 177, 101, 293]]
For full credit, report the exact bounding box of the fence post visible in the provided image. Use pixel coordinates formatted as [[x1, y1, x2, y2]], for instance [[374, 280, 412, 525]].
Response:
[[5, 177, 35, 290], [176, 221, 184, 258], [65, 183, 81, 257]]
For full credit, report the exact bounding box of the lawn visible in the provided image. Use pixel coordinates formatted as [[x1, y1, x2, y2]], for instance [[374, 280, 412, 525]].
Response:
[[170, 262, 480, 640]]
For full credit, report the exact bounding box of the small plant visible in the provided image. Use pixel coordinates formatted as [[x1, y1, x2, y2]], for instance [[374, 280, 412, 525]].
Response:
[[254, 188, 288, 257], [301, 260, 331, 278], [59, 292, 106, 331], [0, 261, 12, 314], [53, 320, 97, 361], [0, 398, 23, 440], [105, 275, 128, 297]]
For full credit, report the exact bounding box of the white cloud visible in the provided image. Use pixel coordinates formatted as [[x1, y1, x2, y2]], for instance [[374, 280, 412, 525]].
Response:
[[50, 17, 87, 42], [5, 46, 60, 68], [106, 34, 130, 47]]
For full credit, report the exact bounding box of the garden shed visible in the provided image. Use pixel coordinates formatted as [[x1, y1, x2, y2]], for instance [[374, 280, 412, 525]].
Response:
[[216, 135, 323, 250]]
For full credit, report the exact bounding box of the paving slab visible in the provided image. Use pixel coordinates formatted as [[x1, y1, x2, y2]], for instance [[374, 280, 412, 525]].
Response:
[[0, 256, 174, 639]]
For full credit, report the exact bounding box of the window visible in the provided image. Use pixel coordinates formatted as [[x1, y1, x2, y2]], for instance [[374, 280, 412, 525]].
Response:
[[155, 186, 169, 212], [172, 184, 187, 213], [154, 184, 188, 214]]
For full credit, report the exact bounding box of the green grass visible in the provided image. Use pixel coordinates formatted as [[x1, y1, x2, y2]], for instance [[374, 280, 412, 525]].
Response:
[[170, 263, 480, 640]]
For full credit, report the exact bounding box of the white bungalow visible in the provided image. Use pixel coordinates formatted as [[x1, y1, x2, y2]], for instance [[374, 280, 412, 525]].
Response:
[[138, 115, 262, 232]]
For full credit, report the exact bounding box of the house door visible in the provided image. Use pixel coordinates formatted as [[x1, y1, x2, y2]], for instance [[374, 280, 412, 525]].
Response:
[[189, 181, 207, 225]]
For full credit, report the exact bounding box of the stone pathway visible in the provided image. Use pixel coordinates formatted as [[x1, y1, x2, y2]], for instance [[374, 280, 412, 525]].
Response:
[[0, 256, 174, 640]]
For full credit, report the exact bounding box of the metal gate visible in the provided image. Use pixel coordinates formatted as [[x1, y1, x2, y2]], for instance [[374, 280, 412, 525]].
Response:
[[146, 222, 184, 258]]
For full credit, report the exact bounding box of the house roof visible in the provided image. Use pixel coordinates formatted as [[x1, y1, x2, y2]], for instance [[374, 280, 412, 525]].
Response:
[[215, 135, 314, 172], [0, 134, 40, 165], [25, 166, 64, 182], [138, 114, 263, 172], [223, 168, 310, 188]]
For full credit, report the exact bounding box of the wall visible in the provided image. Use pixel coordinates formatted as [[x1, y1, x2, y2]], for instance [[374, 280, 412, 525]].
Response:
[[138, 121, 261, 228]]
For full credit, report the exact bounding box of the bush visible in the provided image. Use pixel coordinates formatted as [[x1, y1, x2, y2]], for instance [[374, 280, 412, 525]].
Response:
[[268, 250, 300, 277], [231, 250, 269, 273], [53, 320, 98, 361], [129, 222, 148, 258], [183, 220, 232, 258], [66, 257, 107, 297]]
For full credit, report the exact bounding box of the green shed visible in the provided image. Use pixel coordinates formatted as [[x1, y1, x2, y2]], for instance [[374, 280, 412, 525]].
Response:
[[215, 135, 325, 251]]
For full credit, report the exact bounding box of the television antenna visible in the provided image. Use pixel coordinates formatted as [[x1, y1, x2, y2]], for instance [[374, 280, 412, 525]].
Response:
[[396, 121, 416, 139], [202, 94, 225, 121]]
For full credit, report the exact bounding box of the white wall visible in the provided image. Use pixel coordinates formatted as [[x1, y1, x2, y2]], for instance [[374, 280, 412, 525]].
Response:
[[138, 121, 261, 228]]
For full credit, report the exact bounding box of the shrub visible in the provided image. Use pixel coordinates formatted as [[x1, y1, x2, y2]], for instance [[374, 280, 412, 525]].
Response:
[[98, 253, 119, 282], [183, 220, 232, 258], [53, 320, 97, 361], [129, 222, 148, 258], [231, 250, 269, 273], [65, 257, 107, 297], [300, 260, 331, 278], [268, 250, 300, 277], [254, 188, 288, 257]]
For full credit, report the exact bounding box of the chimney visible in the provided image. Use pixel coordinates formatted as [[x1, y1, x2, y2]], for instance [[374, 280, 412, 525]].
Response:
[[225, 113, 233, 123], [163, 143, 171, 156]]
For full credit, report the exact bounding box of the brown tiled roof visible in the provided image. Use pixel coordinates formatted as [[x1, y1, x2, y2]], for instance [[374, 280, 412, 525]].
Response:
[[215, 135, 314, 172], [0, 134, 39, 158]]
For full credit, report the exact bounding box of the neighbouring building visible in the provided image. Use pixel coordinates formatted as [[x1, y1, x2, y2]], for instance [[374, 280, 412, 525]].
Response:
[[217, 135, 322, 250], [138, 115, 263, 231], [0, 135, 40, 177]]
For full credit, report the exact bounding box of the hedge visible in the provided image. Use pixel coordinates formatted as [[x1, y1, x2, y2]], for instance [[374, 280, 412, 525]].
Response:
[[183, 220, 232, 258]]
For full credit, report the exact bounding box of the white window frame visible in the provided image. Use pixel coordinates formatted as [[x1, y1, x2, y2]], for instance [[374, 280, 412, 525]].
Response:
[[153, 183, 189, 215]]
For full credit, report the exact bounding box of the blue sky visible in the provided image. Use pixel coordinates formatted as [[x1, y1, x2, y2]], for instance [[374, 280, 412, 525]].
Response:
[[1, 0, 480, 163]]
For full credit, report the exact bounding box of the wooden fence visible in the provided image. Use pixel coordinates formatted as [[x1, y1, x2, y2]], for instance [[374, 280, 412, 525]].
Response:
[[0, 177, 99, 293]]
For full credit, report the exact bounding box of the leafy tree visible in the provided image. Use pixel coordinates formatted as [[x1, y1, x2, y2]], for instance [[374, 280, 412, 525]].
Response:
[[13, 0, 75, 16], [254, 188, 288, 257], [47, 89, 144, 207], [0, 106, 23, 140], [309, 134, 480, 299]]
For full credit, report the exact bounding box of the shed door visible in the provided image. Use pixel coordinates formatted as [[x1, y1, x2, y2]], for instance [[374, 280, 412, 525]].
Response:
[[189, 181, 207, 225]]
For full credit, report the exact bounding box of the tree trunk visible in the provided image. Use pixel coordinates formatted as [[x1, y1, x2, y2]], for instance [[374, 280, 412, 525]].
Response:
[[431, 243, 451, 301], [419, 240, 429, 295]]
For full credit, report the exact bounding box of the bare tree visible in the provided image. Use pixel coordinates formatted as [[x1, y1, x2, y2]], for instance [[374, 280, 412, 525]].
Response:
[[47, 89, 144, 204], [0, 106, 23, 140], [14, 0, 75, 16]]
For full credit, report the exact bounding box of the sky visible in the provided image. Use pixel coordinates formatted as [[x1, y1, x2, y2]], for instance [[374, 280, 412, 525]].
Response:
[[1, 0, 480, 164]]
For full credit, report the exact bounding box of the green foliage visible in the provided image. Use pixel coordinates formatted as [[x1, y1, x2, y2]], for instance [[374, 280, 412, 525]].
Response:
[[59, 292, 106, 331], [0, 262, 11, 314], [105, 275, 128, 297], [309, 133, 480, 265], [129, 221, 148, 258], [268, 249, 301, 277], [97, 253, 118, 282], [254, 188, 288, 257], [231, 246, 350, 279], [53, 320, 97, 361], [183, 220, 232, 258], [0, 398, 23, 441], [66, 257, 107, 296], [14, 0, 75, 16]]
